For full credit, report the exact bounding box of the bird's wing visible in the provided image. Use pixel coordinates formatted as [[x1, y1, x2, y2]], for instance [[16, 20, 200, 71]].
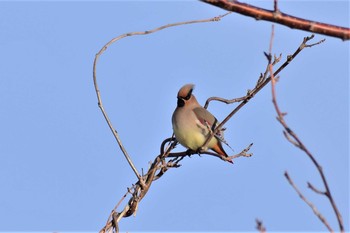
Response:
[[193, 107, 234, 153], [193, 107, 219, 133]]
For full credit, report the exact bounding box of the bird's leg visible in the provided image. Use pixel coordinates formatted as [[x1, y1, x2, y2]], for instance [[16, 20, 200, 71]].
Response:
[[195, 148, 204, 157]]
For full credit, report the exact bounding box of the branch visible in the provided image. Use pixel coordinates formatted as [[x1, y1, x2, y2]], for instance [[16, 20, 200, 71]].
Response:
[[308, 182, 326, 195], [94, 13, 233, 233], [93, 12, 232, 189], [200, 34, 320, 153], [201, 0, 350, 40], [99, 189, 131, 233], [284, 172, 333, 232], [203, 96, 248, 109], [94, 9, 338, 233], [167, 142, 253, 163], [267, 27, 344, 232]]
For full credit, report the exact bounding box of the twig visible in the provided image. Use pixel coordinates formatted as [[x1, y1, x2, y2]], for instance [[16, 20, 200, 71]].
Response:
[[256, 218, 266, 233], [273, 0, 278, 13], [99, 189, 130, 233], [167, 142, 252, 163], [200, 34, 321, 154], [284, 172, 333, 232], [267, 27, 343, 232], [282, 130, 300, 148], [307, 182, 326, 195], [201, 0, 350, 40], [229, 143, 253, 160], [203, 96, 247, 109]]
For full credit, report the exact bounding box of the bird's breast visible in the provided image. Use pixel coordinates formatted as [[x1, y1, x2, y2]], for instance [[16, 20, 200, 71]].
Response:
[[172, 110, 215, 151]]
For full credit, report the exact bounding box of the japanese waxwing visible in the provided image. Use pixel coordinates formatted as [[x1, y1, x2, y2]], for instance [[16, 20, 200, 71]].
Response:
[[172, 84, 233, 163]]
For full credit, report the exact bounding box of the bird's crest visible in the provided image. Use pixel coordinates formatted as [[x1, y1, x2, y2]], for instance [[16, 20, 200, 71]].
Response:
[[178, 84, 195, 100]]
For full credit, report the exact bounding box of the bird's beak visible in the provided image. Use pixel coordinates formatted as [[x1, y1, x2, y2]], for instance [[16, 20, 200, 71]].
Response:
[[177, 97, 185, 107]]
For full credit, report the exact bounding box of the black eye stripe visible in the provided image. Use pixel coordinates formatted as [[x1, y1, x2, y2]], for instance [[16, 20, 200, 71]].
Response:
[[184, 89, 193, 100], [177, 97, 185, 107]]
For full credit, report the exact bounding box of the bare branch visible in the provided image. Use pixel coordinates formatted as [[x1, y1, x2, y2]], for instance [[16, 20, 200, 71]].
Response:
[[165, 142, 252, 164], [94, 7, 337, 233], [99, 33, 328, 232], [99, 189, 130, 233], [305, 38, 326, 47], [308, 182, 326, 195], [282, 130, 300, 148], [200, 34, 320, 154], [229, 143, 253, 160], [93, 12, 232, 185], [273, 0, 278, 13], [201, 0, 350, 40], [267, 28, 344, 232], [203, 96, 247, 109], [94, 14, 234, 232], [284, 172, 333, 232]]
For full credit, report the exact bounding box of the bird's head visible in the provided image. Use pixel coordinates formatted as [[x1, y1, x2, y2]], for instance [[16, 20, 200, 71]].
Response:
[[177, 84, 195, 107]]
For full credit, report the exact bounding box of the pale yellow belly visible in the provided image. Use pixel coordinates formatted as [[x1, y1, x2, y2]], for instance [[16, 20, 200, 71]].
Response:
[[173, 127, 216, 151]]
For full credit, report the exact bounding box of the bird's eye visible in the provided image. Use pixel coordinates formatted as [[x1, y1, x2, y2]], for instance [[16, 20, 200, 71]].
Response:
[[184, 89, 192, 100]]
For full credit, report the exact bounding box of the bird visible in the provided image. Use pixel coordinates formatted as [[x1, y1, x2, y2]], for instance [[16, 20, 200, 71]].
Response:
[[172, 84, 233, 163]]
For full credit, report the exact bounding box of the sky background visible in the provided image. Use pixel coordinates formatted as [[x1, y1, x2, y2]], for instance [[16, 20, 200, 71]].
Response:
[[0, 0, 349, 232]]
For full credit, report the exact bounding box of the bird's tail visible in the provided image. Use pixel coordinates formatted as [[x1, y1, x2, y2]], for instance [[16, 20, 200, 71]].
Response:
[[211, 142, 233, 164]]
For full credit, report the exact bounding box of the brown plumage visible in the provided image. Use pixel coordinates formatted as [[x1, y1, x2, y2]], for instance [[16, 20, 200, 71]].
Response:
[[172, 84, 232, 163]]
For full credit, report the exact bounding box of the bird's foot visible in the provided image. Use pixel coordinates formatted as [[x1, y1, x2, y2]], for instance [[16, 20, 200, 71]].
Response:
[[185, 149, 195, 157]]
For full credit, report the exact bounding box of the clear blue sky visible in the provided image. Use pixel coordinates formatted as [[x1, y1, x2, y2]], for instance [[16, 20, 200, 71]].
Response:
[[0, 1, 348, 232]]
